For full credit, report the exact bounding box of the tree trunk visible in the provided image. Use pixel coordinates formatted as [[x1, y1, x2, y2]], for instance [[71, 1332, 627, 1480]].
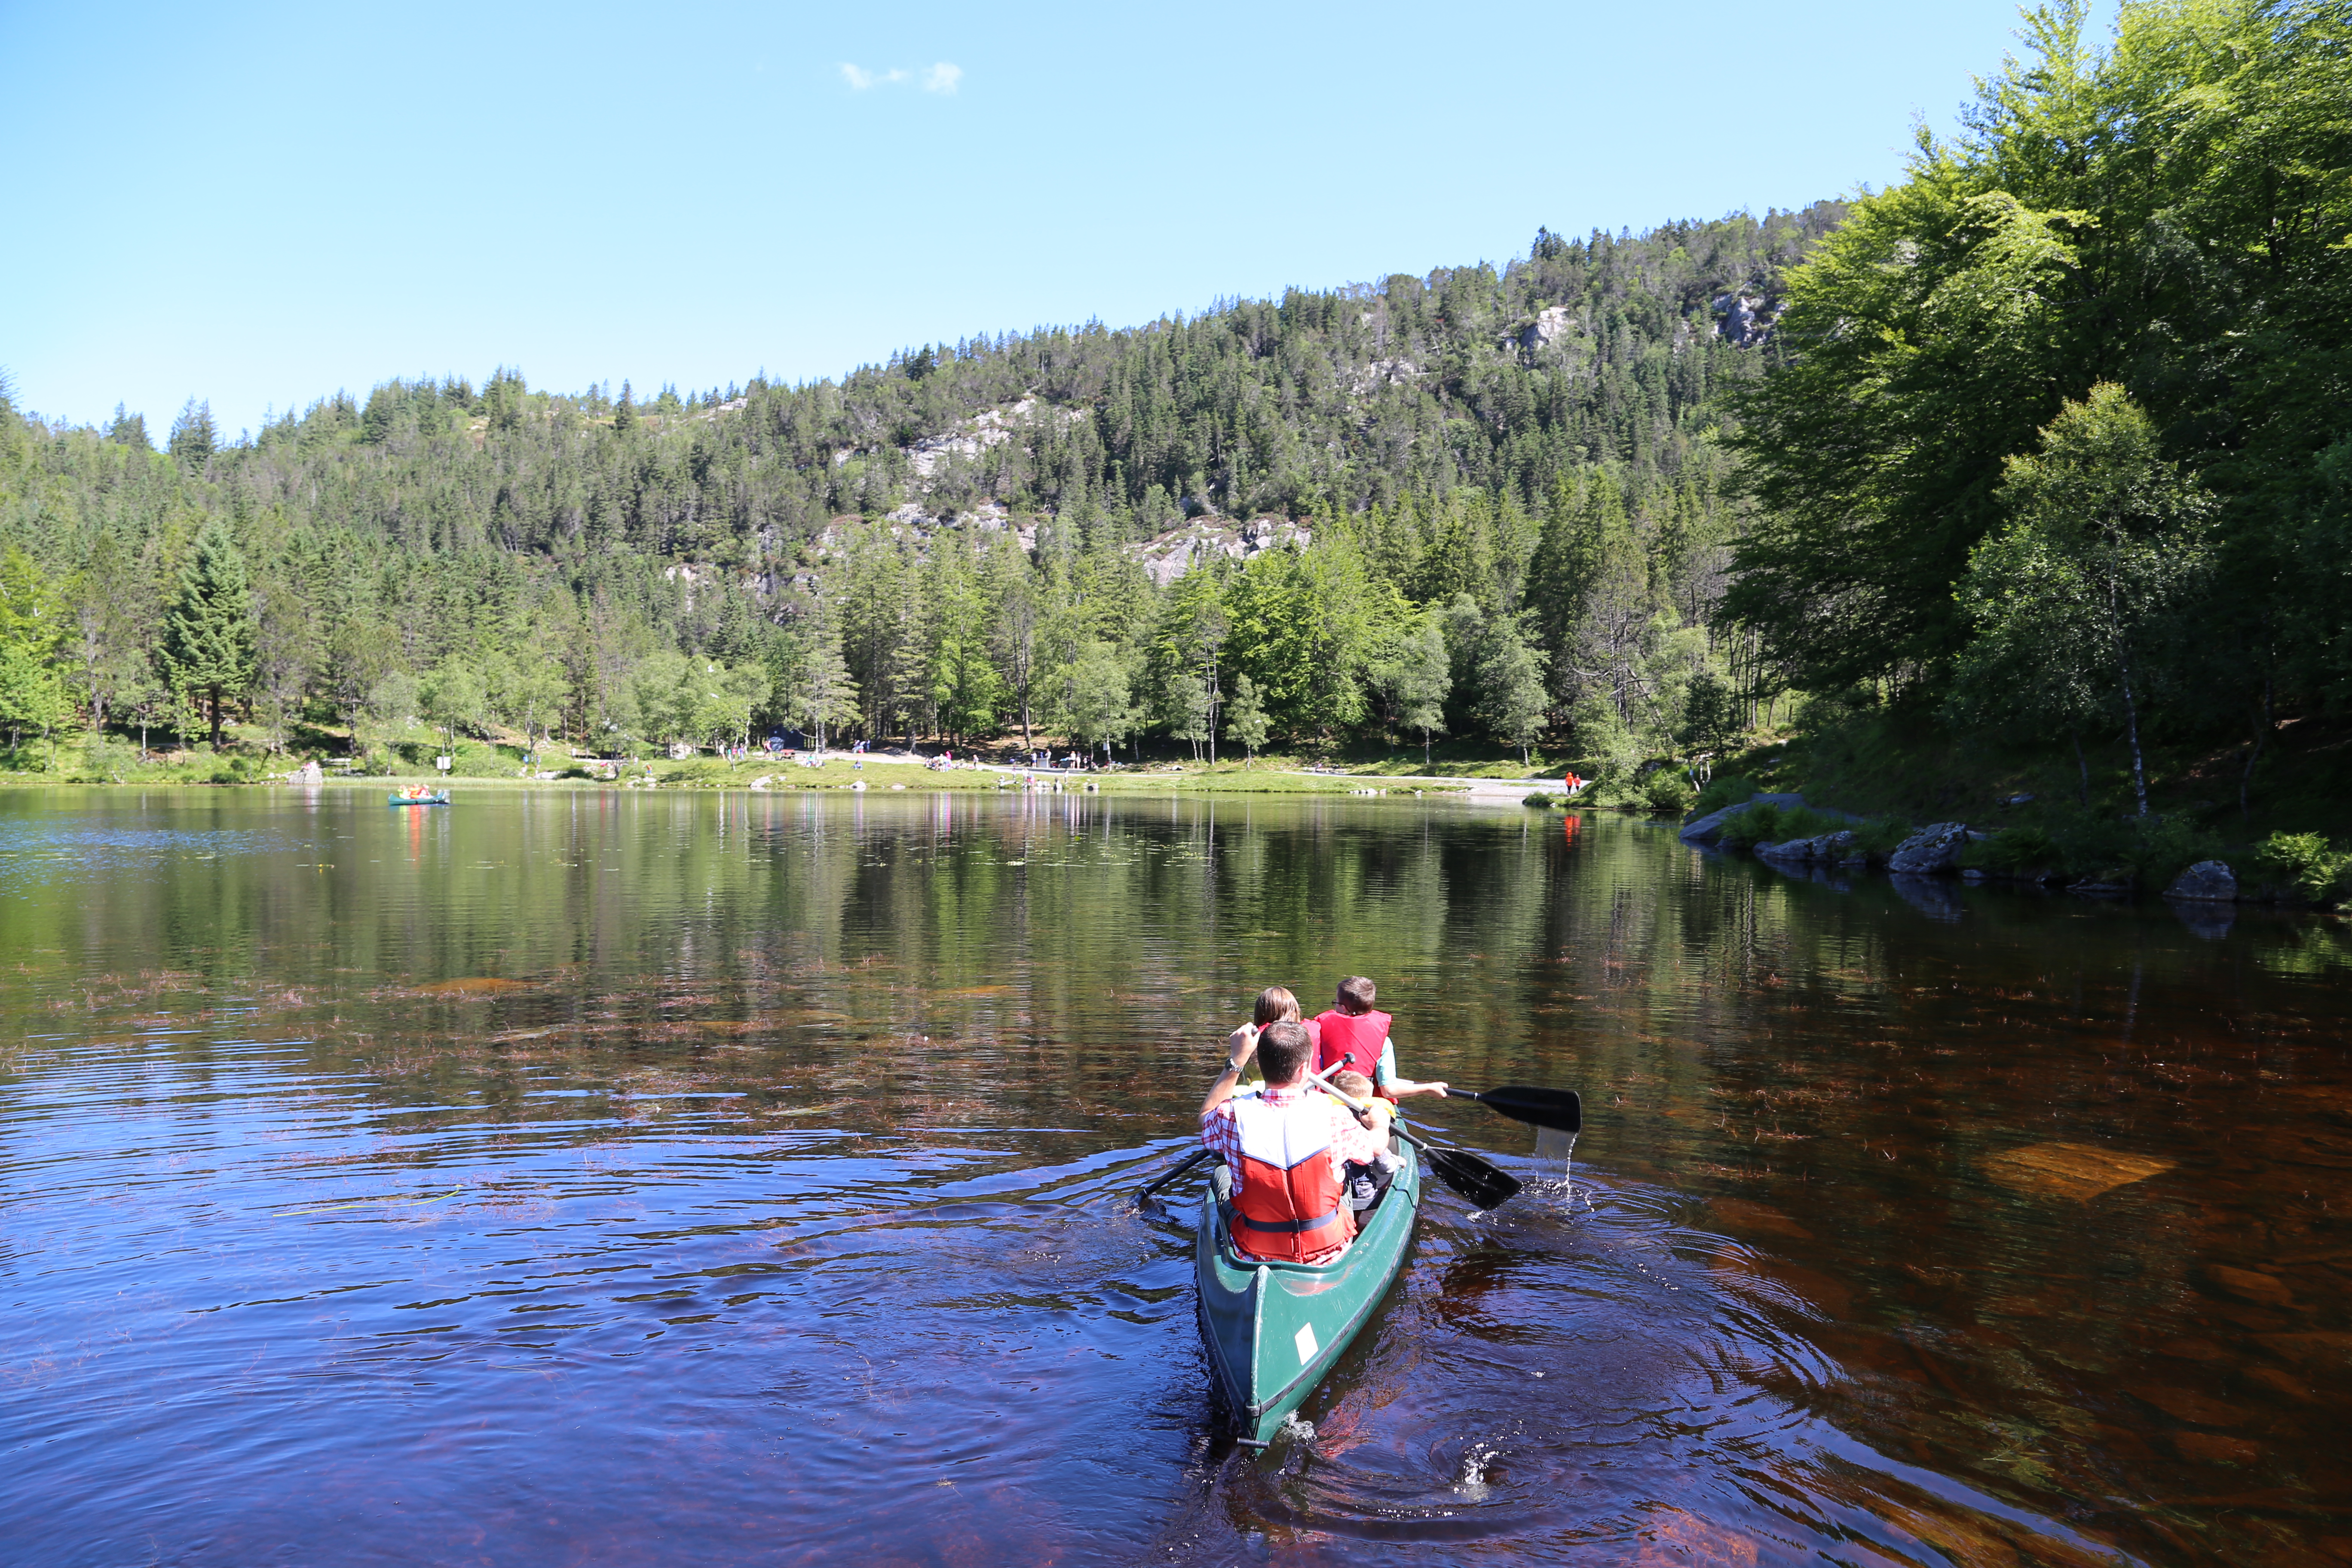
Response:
[[208, 686, 224, 749], [2240, 674, 2273, 820], [2071, 729, 2090, 808], [2117, 658, 2150, 818]]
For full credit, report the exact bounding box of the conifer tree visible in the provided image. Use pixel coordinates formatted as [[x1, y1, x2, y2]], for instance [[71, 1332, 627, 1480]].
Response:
[[167, 399, 217, 466], [161, 522, 255, 748]]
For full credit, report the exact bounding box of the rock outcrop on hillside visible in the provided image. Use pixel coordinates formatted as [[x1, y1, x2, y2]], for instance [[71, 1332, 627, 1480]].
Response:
[[1133, 516, 1312, 587], [1713, 292, 1779, 348], [1510, 306, 1581, 354]]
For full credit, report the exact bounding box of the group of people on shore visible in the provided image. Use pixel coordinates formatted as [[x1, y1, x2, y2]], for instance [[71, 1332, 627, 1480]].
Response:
[[1198, 977, 1446, 1265]]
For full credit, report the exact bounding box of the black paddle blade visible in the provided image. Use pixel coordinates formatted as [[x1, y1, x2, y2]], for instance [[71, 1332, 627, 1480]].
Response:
[[1421, 1143, 1521, 1210], [1459, 1085, 1581, 1135]]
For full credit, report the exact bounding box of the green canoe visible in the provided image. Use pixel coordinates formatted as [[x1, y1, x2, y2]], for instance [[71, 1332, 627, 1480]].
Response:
[[1194, 1133, 1423, 1446]]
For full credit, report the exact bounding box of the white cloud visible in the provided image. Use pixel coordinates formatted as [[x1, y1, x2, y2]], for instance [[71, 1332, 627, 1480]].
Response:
[[839, 61, 961, 93]]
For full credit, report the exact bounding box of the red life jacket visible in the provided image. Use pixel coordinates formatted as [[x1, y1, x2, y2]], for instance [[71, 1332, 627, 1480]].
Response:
[[1227, 1093, 1355, 1263], [1313, 1009, 1393, 1098]]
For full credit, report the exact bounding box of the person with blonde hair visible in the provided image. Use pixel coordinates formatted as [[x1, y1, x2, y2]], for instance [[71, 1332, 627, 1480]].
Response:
[[1220, 984, 1322, 1086]]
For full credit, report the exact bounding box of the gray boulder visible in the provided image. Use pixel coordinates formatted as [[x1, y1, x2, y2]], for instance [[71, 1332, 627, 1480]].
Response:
[[1886, 822, 1970, 875], [1758, 829, 1858, 865], [2165, 860, 2237, 902]]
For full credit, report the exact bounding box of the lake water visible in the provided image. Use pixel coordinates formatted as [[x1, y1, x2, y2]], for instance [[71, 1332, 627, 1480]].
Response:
[[3, 787, 2348, 1566]]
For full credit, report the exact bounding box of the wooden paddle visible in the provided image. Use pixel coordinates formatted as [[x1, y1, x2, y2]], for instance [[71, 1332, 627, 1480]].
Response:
[[1308, 1066, 1523, 1211]]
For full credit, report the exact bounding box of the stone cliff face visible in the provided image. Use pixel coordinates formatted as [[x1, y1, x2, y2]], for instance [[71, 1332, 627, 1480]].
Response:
[[1132, 516, 1312, 587], [1712, 292, 1779, 348], [1510, 306, 1580, 354]]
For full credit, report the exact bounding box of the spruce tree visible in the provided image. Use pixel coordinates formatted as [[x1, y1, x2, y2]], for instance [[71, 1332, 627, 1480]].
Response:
[[162, 522, 255, 748]]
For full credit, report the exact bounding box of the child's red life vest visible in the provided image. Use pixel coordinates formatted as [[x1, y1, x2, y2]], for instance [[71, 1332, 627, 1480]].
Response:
[[1227, 1093, 1355, 1263], [1312, 1008, 1393, 1097]]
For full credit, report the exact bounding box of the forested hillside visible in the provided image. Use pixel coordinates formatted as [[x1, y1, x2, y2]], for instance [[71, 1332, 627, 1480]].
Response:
[[0, 206, 1839, 773]]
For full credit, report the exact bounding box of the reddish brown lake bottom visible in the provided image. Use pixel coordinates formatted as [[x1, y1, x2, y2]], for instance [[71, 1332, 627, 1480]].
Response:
[[1, 788, 2346, 1565]]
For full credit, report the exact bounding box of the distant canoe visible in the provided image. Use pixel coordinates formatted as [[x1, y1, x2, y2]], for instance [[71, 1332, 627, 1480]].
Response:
[[387, 790, 451, 806]]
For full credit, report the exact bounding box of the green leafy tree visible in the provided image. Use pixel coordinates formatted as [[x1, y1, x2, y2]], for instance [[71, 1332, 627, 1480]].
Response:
[[1222, 672, 1269, 766], [160, 523, 255, 748], [1951, 384, 2213, 818], [1474, 614, 1549, 766], [0, 549, 69, 760], [420, 659, 487, 757], [1372, 617, 1450, 766], [1166, 672, 1211, 761], [787, 617, 861, 750], [1051, 640, 1135, 766]]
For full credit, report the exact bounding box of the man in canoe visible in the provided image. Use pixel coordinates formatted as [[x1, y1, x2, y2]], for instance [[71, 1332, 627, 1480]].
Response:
[[1200, 1021, 1385, 1264], [1311, 976, 1448, 1103]]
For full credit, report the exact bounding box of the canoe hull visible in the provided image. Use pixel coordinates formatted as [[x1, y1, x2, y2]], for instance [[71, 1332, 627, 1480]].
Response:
[[386, 792, 450, 806], [1194, 1136, 1421, 1445]]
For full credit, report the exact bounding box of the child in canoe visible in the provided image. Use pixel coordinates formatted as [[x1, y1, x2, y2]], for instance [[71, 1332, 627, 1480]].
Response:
[[1220, 985, 1321, 1087], [1311, 976, 1448, 1102], [1323, 1066, 1402, 1214]]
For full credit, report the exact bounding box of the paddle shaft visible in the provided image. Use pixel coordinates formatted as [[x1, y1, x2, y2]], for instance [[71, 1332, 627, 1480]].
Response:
[[1307, 1066, 1522, 1209], [1134, 1147, 1211, 1204]]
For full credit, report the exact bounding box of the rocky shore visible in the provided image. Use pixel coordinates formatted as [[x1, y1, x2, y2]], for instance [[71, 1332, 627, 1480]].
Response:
[[1678, 793, 2253, 915]]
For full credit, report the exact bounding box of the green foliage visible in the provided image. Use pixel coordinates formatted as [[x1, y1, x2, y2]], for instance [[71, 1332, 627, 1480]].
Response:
[[2250, 832, 2352, 903], [1951, 385, 2213, 816], [1677, 669, 1742, 755], [1522, 792, 1555, 807], [1727, 0, 2352, 827], [1641, 772, 1696, 813], [1692, 773, 1758, 815], [1846, 816, 1916, 860], [1961, 825, 2064, 876], [446, 742, 520, 778], [1223, 672, 1269, 763], [1969, 810, 2220, 889], [1715, 800, 1850, 850], [161, 522, 255, 747]]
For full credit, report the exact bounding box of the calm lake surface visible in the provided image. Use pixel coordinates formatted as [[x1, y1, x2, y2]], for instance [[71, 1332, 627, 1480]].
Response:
[[3, 787, 2349, 1567]]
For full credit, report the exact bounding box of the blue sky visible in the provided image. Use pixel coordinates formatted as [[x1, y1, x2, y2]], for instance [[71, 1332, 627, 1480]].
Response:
[[2, 0, 2091, 436]]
